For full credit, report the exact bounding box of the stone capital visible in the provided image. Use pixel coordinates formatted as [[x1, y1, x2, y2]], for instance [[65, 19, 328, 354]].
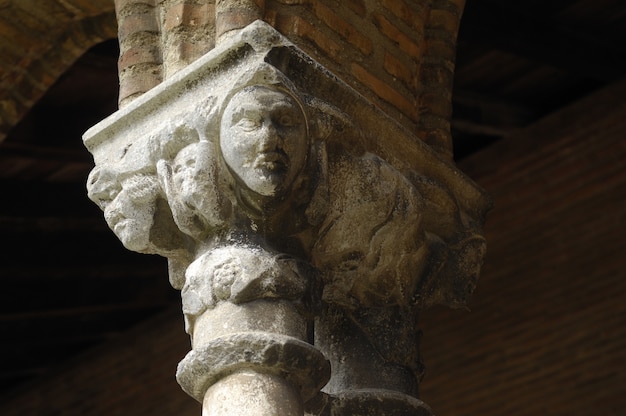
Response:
[[84, 20, 490, 415]]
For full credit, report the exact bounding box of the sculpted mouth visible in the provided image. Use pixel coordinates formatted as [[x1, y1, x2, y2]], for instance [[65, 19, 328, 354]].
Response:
[[105, 210, 127, 232], [113, 219, 128, 233], [255, 152, 288, 171]]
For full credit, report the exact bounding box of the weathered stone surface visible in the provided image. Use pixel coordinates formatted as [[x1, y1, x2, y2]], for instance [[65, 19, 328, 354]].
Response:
[[112, 1, 466, 157], [84, 20, 489, 415], [176, 332, 330, 403], [329, 390, 433, 416], [203, 371, 304, 416]]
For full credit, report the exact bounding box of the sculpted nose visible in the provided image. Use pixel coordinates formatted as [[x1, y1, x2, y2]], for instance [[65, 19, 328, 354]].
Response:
[[258, 121, 280, 151], [104, 201, 124, 225]]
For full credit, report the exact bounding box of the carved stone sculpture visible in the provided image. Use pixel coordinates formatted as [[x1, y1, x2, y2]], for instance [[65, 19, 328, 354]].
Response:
[[84, 21, 490, 415]]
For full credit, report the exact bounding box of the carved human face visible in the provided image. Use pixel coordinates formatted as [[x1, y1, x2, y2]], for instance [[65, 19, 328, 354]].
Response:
[[87, 167, 158, 251], [171, 143, 198, 196], [219, 86, 307, 197]]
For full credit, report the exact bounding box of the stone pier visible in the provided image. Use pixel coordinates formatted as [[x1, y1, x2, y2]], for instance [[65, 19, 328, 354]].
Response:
[[84, 2, 490, 415]]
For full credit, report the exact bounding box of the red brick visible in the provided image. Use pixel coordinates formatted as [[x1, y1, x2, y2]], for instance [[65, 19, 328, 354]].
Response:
[[419, 90, 452, 118], [351, 63, 417, 120], [118, 45, 161, 70], [383, 51, 415, 89], [276, 14, 342, 61], [0, 17, 37, 53], [372, 13, 421, 60], [7, 6, 48, 35], [427, 8, 460, 35], [422, 36, 456, 62], [311, 1, 372, 55], [116, 0, 155, 13], [59, 0, 105, 16], [264, 9, 278, 26], [119, 69, 162, 105], [164, 3, 214, 32], [162, 37, 215, 71], [118, 12, 159, 42], [216, 8, 263, 38], [420, 63, 454, 89], [345, 0, 366, 17], [417, 124, 452, 158], [18, 59, 57, 93], [381, 0, 425, 30]]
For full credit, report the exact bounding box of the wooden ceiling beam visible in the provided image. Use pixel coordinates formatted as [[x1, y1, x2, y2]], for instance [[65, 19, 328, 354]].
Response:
[[420, 75, 626, 416], [0, 303, 173, 324], [451, 88, 536, 137], [0, 179, 99, 217], [0, 142, 92, 163], [459, 0, 626, 82], [0, 307, 197, 415], [0, 264, 166, 280], [0, 147, 93, 181], [0, 216, 107, 232]]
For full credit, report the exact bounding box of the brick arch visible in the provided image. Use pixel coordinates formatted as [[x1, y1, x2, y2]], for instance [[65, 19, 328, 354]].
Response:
[[0, 3, 117, 141]]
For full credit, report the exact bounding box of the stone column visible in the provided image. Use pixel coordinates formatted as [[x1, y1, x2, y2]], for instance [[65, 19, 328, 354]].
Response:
[[87, 3, 490, 415], [215, 0, 264, 44]]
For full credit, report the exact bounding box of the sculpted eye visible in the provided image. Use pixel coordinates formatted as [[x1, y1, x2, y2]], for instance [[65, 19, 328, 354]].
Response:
[[237, 117, 261, 131], [95, 187, 119, 210], [278, 114, 300, 127], [88, 179, 120, 210]]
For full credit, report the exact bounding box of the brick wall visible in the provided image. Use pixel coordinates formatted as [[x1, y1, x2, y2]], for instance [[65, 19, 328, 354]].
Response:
[[267, 0, 465, 158], [116, 0, 162, 107], [0, 0, 463, 155], [113, 0, 464, 157], [419, 77, 626, 416], [0, 0, 117, 141]]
